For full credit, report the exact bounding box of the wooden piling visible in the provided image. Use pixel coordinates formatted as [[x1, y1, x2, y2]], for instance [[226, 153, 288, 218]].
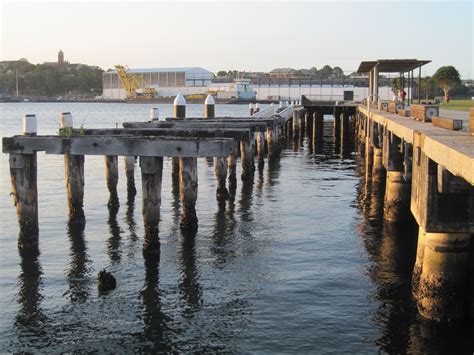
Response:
[[140, 156, 163, 252], [227, 153, 238, 193], [10, 153, 39, 248], [124, 156, 136, 195], [60, 112, 85, 223], [179, 157, 198, 229], [214, 157, 229, 199], [105, 155, 119, 206], [256, 131, 265, 167], [240, 140, 255, 180]]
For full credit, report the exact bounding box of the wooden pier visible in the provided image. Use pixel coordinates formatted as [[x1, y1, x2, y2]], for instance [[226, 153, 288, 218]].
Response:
[[2, 89, 473, 323]]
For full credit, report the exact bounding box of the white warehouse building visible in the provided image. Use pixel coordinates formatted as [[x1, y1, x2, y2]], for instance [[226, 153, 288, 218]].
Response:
[[102, 67, 215, 99]]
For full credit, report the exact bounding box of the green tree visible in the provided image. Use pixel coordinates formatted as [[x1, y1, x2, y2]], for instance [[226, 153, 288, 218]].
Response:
[[419, 76, 437, 100], [318, 65, 333, 79], [390, 77, 402, 95], [216, 70, 227, 77], [433, 66, 461, 100]]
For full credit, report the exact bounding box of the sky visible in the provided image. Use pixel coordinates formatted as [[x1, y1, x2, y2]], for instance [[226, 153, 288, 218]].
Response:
[[1, 0, 473, 78]]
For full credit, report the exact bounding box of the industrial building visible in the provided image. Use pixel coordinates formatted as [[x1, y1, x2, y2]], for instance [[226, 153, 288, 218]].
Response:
[[102, 67, 215, 99]]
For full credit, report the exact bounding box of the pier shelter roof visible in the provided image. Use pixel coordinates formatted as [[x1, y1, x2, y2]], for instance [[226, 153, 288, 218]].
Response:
[[357, 59, 431, 73]]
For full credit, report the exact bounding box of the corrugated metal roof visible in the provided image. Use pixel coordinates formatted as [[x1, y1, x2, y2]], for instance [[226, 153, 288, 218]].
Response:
[[357, 59, 431, 73], [110, 67, 214, 75]]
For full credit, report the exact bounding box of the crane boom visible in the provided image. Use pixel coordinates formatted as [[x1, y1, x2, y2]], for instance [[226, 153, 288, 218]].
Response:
[[114, 64, 142, 99]]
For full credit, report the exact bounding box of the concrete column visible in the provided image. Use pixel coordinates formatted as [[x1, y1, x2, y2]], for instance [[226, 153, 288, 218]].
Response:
[[240, 140, 254, 180], [256, 131, 265, 167], [179, 157, 198, 230], [214, 157, 228, 199], [204, 94, 215, 119], [412, 227, 426, 298], [299, 111, 306, 136], [292, 111, 299, 138], [365, 137, 374, 183], [124, 156, 136, 196], [60, 112, 85, 223], [372, 147, 385, 183], [333, 112, 341, 141], [384, 171, 411, 222], [373, 64, 379, 99], [417, 231, 471, 321], [266, 127, 274, 157], [105, 155, 119, 207]]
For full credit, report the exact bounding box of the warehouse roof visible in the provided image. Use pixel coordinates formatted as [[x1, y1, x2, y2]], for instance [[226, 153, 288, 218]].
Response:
[[110, 67, 214, 75]]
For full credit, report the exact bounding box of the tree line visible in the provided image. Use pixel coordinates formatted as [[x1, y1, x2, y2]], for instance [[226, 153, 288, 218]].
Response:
[[0, 59, 103, 97]]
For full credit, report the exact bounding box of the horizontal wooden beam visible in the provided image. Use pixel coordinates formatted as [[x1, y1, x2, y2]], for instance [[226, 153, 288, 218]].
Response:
[[432, 117, 463, 131], [123, 121, 271, 131], [3, 135, 237, 157], [71, 127, 253, 141]]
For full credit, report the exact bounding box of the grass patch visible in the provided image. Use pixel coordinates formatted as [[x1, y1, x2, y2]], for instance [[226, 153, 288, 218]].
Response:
[[439, 99, 474, 112]]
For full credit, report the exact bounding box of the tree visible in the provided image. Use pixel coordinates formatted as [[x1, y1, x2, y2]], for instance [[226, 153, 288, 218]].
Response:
[[390, 77, 402, 95], [319, 65, 333, 79], [333, 66, 343, 78], [419, 76, 437, 100], [433, 66, 460, 100], [216, 70, 227, 77]]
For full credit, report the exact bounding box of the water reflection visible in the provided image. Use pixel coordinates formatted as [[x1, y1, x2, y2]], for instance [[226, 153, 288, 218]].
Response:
[[65, 220, 91, 303], [107, 203, 122, 263], [238, 178, 254, 223], [15, 246, 47, 345], [211, 198, 237, 267], [124, 190, 139, 256], [139, 254, 172, 352], [179, 230, 202, 317]]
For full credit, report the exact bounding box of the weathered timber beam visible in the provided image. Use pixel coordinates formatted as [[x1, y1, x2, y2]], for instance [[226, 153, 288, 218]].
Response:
[[123, 121, 272, 130], [3, 136, 236, 157], [72, 128, 252, 141]]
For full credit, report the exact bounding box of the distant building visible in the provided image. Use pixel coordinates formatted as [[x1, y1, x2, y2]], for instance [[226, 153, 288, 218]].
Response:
[[102, 67, 215, 99], [44, 50, 68, 68], [270, 68, 296, 78], [58, 50, 64, 66]]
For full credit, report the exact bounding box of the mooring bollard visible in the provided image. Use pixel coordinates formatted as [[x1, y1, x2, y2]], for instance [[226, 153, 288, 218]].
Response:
[[214, 157, 229, 199], [10, 114, 39, 248], [204, 94, 215, 119], [140, 156, 163, 252], [179, 157, 198, 230], [173, 93, 186, 181], [124, 156, 136, 196], [249, 103, 254, 116], [150, 107, 159, 122], [61, 112, 85, 223]]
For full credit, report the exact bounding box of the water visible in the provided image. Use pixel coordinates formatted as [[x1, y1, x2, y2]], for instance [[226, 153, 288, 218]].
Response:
[[1, 103, 473, 353]]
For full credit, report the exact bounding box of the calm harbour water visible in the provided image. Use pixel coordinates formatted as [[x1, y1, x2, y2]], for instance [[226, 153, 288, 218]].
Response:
[[0, 102, 473, 353]]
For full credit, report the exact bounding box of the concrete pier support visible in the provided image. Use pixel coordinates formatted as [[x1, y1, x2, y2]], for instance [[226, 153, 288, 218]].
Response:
[[384, 171, 411, 222], [372, 147, 385, 184], [179, 157, 198, 230], [124, 156, 136, 196], [266, 127, 275, 157], [365, 139, 374, 182], [416, 231, 471, 321], [60, 113, 85, 223], [412, 227, 426, 297], [105, 155, 119, 206], [292, 111, 299, 138], [214, 157, 228, 199], [240, 140, 254, 180]]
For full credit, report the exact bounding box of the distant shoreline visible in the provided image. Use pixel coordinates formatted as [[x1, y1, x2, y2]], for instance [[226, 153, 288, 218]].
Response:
[[0, 98, 278, 105]]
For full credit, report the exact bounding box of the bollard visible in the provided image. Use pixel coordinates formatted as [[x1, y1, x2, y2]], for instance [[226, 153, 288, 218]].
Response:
[[11, 114, 38, 248], [204, 94, 215, 119], [173, 92, 186, 118], [179, 157, 198, 230], [214, 157, 228, 199], [150, 107, 159, 122], [61, 112, 85, 223]]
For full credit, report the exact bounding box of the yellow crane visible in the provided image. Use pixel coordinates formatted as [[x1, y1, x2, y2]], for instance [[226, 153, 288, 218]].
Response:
[[114, 64, 156, 99]]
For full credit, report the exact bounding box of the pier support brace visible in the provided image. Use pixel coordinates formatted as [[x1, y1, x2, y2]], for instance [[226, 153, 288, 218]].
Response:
[[10, 153, 38, 248], [179, 157, 198, 230]]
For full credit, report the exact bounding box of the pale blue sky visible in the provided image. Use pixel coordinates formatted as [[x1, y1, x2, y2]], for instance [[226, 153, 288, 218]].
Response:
[[1, 0, 473, 78]]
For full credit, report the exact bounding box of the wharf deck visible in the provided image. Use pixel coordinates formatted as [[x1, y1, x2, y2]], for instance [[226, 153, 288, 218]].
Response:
[[358, 105, 474, 185]]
